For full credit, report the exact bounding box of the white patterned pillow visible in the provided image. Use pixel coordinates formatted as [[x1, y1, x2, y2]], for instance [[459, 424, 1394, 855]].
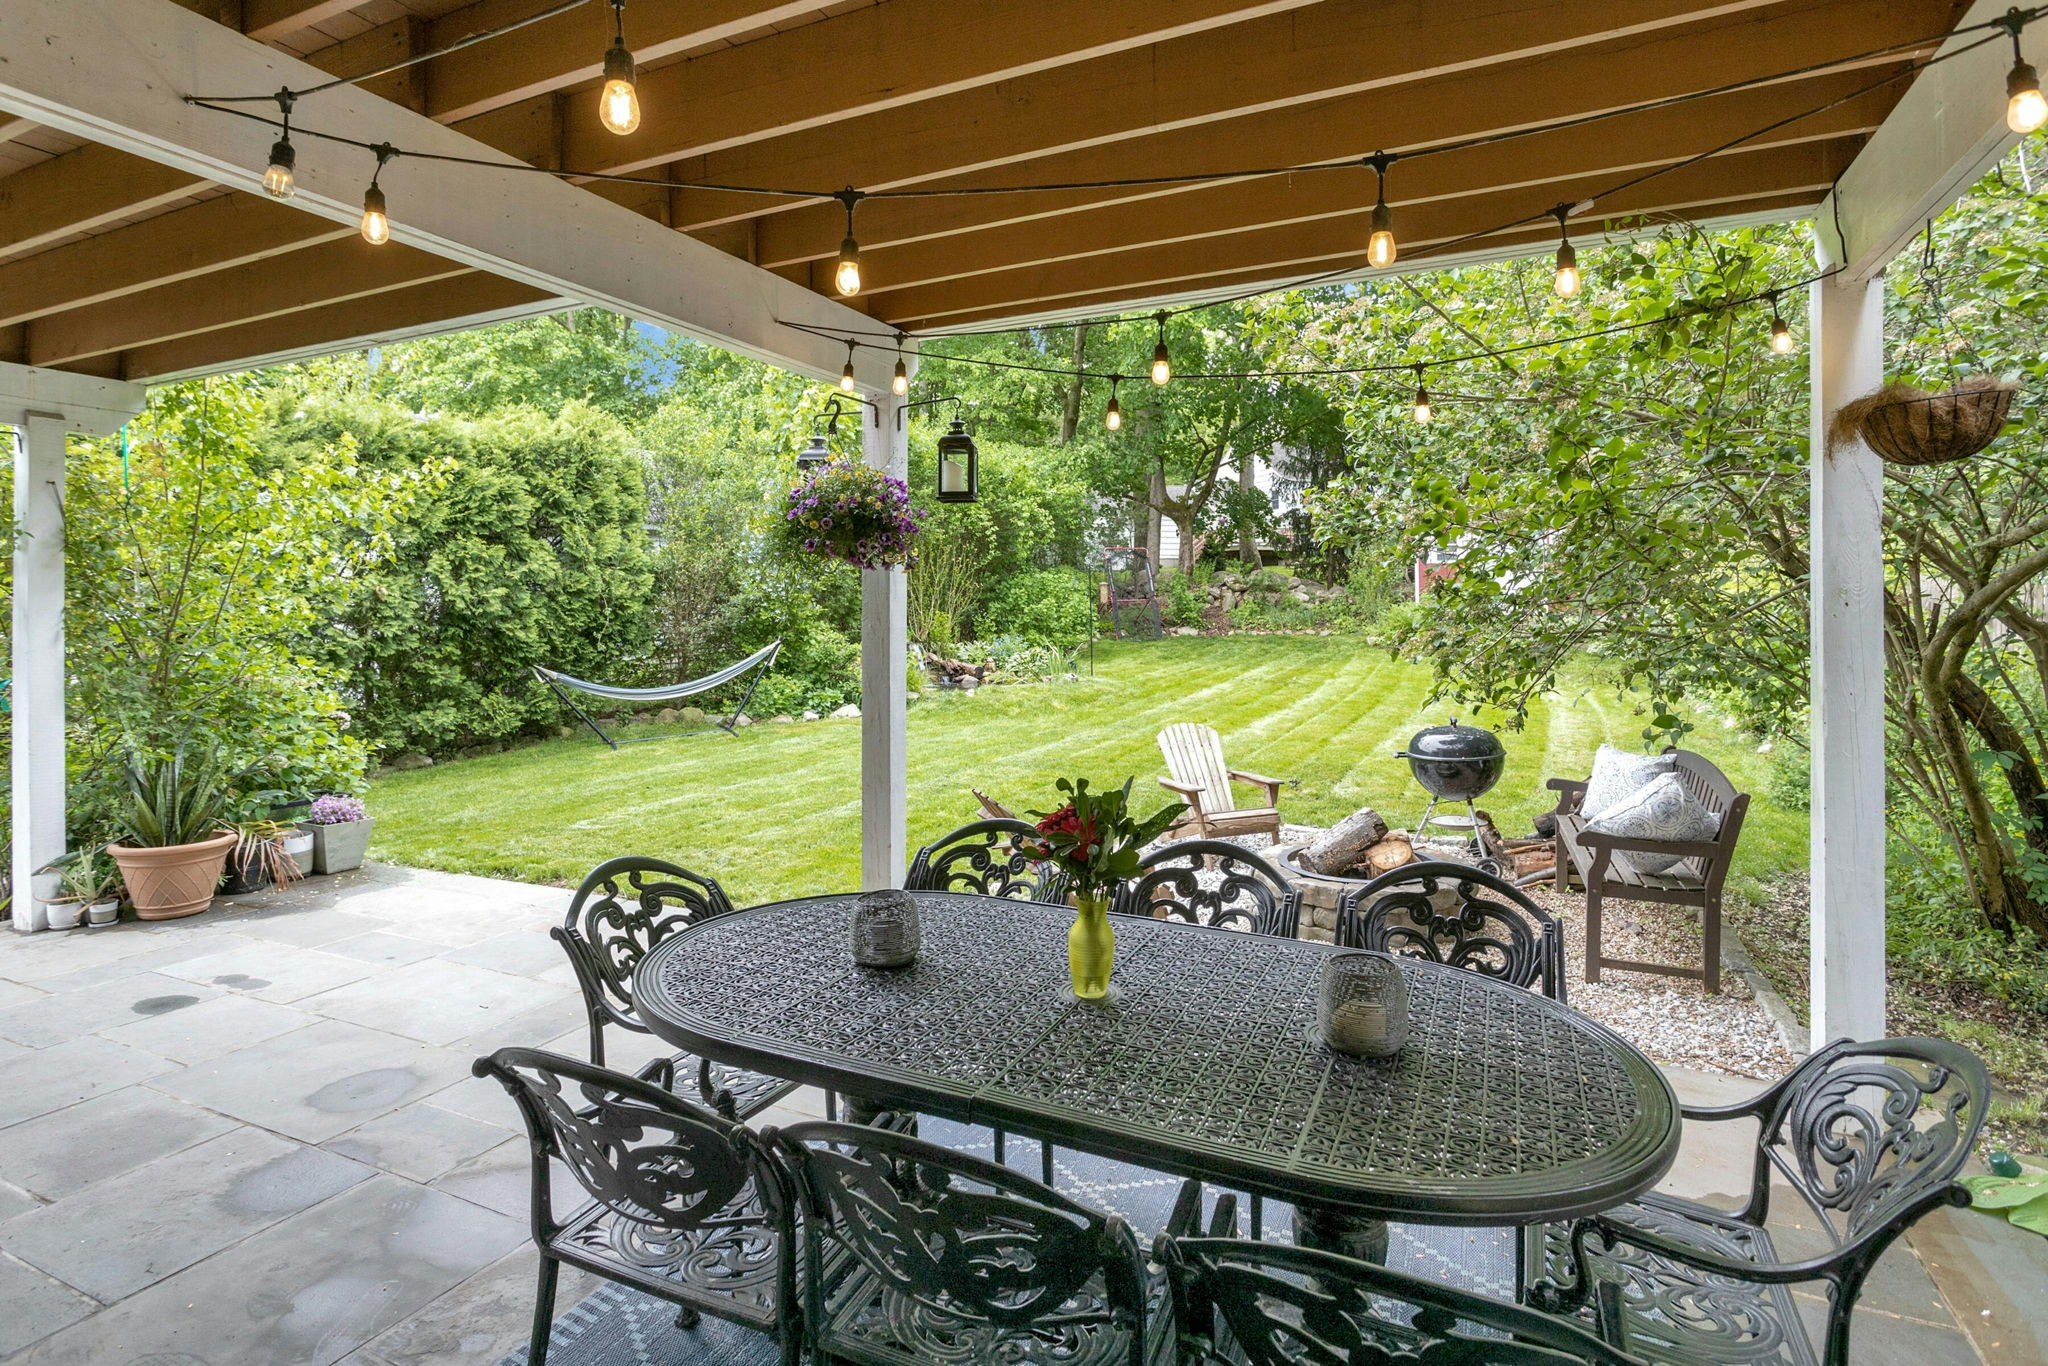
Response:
[[1586, 772, 1720, 874], [1580, 744, 1678, 820]]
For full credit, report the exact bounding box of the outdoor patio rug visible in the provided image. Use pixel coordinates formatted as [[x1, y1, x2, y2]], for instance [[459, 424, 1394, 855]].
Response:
[[498, 1118, 1516, 1366]]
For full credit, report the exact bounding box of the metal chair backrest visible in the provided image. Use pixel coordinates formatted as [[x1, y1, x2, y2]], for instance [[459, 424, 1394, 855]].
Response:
[[1117, 838, 1301, 937], [1157, 1235, 1646, 1366], [553, 855, 735, 1030], [775, 1120, 1149, 1365], [473, 1047, 785, 1243], [1158, 722, 1235, 815], [904, 818, 1063, 901], [1336, 859, 1565, 1001], [1758, 1036, 1989, 1252]]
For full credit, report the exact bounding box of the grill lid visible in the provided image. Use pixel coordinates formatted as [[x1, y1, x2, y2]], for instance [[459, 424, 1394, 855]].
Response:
[[1398, 718, 1504, 762]]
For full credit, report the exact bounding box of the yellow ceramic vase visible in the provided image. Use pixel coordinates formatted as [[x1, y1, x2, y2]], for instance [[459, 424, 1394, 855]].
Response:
[[1068, 894, 1115, 999]]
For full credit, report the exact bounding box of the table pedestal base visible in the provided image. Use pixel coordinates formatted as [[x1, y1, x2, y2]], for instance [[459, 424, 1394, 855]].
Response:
[[843, 1094, 918, 1135], [1292, 1201, 1390, 1264]]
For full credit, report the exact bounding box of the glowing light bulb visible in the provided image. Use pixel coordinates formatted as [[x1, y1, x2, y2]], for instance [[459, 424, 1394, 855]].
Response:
[[1105, 394, 1122, 430], [891, 357, 908, 395], [1150, 346, 1171, 386], [1553, 241, 1580, 298], [835, 236, 862, 297], [1769, 313, 1795, 354], [359, 183, 389, 245], [1413, 383, 1432, 424], [600, 41, 640, 135], [2011, 60, 2047, 133], [1367, 199, 1397, 269], [262, 138, 295, 199], [840, 362, 857, 393]]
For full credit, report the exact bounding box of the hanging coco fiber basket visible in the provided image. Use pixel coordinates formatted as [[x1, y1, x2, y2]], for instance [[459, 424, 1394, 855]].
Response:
[[1827, 375, 2016, 467]]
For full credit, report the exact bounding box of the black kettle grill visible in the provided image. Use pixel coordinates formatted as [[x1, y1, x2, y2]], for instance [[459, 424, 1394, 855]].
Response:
[[1396, 718, 1506, 835]]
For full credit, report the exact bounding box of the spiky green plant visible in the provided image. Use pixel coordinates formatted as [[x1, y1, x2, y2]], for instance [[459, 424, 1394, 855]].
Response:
[[119, 748, 231, 848]]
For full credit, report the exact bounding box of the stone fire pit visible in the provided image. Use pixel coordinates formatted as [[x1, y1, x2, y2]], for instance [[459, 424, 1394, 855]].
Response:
[[1272, 833, 1486, 942]]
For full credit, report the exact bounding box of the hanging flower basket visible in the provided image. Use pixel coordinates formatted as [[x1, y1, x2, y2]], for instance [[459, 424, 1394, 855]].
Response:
[[778, 461, 926, 570], [1828, 376, 2017, 467]]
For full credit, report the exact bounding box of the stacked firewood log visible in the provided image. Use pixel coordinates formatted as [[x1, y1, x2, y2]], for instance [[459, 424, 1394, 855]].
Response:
[[1297, 808, 1417, 876]]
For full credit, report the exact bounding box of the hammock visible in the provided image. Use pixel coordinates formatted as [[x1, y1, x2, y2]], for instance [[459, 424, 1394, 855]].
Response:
[[533, 640, 780, 749]]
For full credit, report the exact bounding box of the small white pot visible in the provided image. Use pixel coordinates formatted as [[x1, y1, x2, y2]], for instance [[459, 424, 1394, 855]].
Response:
[[41, 897, 83, 930], [85, 899, 121, 926], [283, 832, 316, 877], [29, 870, 63, 904]]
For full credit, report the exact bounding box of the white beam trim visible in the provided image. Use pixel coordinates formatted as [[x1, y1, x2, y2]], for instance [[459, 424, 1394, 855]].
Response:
[[3, 361, 147, 934], [143, 298, 576, 383], [1806, 269, 1888, 1045], [0, 0, 890, 390], [859, 388, 910, 891], [1817, 0, 2045, 280]]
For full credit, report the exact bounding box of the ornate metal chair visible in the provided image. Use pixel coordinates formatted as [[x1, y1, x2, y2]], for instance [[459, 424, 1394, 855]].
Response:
[[1334, 859, 1567, 1002], [773, 1119, 1165, 1366], [1524, 1036, 1990, 1366], [473, 1047, 800, 1366], [903, 817, 1066, 901], [1115, 838, 1302, 937], [1158, 1231, 1644, 1365], [552, 855, 797, 1119]]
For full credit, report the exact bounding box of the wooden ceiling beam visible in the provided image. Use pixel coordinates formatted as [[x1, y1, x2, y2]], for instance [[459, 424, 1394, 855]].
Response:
[[856, 79, 1890, 297], [874, 143, 1845, 328], [243, 0, 365, 45], [27, 237, 473, 367], [674, 0, 1933, 234], [119, 269, 554, 380], [558, 0, 1320, 177], [907, 190, 1825, 335], [0, 147, 211, 262], [0, 193, 348, 326], [745, 0, 1941, 264]]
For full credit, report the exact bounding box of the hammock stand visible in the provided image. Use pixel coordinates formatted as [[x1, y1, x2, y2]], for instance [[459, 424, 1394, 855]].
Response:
[[533, 640, 780, 750]]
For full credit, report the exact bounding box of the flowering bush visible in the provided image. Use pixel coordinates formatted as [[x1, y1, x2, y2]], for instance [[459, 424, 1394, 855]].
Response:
[[305, 793, 367, 825], [1025, 777, 1182, 903], [779, 462, 926, 570]]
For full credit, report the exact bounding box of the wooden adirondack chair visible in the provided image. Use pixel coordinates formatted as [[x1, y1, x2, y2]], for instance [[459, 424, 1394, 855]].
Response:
[[1156, 723, 1284, 840]]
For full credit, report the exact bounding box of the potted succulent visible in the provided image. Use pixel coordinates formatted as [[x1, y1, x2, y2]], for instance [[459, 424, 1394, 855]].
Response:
[[106, 747, 237, 920], [61, 851, 125, 926], [35, 858, 84, 930], [222, 817, 310, 895], [299, 793, 371, 874]]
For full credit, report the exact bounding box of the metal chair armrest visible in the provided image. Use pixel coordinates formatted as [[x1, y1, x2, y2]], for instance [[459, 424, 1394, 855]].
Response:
[[1590, 1213, 1836, 1286]]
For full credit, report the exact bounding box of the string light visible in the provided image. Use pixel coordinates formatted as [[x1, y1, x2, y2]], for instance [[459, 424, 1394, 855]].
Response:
[[1767, 292, 1796, 353], [262, 90, 296, 199], [1365, 152, 1398, 269], [1551, 204, 1580, 299], [832, 189, 865, 297], [840, 340, 857, 393], [1150, 312, 1172, 386], [1105, 376, 1123, 430], [891, 334, 908, 396], [599, 0, 641, 136], [1412, 365, 1432, 424], [359, 144, 394, 245], [2004, 10, 2048, 134]]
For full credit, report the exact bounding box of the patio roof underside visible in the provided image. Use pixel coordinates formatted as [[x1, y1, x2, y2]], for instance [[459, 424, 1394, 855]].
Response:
[[0, 0, 1970, 382]]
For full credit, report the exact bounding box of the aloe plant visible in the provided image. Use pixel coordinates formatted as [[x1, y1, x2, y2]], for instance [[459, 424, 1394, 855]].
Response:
[[119, 748, 231, 849]]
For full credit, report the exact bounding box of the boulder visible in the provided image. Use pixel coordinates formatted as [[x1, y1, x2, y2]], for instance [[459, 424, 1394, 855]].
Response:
[[830, 703, 862, 719], [679, 706, 708, 726], [390, 752, 433, 771], [770, 715, 797, 724], [801, 710, 821, 721], [657, 707, 681, 723], [558, 726, 576, 738], [733, 714, 755, 727], [1173, 626, 1200, 636]]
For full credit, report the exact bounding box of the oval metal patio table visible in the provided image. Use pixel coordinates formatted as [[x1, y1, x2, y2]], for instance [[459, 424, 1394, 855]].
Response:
[[632, 891, 1681, 1225]]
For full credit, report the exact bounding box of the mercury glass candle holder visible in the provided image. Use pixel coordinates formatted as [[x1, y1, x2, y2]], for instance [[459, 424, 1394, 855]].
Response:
[[1319, 951, 1408, 1057], [851, 889, 921, 968]]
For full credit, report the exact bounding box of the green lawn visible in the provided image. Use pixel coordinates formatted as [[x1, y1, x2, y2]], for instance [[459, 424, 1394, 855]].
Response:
[[370, 635, 1806, 903]]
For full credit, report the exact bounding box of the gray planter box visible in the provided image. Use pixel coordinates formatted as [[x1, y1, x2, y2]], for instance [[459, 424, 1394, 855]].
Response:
[[300, 818, 372, 874]]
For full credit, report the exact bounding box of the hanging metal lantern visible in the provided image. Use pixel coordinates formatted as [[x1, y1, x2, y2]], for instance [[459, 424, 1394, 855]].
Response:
[[796, 430, 833, 473], [935, 418, 978, 503]]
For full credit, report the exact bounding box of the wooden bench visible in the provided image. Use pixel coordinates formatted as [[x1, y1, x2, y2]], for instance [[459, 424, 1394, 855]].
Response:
[[1547, 748, 1749, 994]]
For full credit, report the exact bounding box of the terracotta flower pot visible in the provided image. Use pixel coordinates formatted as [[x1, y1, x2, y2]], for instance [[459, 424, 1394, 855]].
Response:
[[108, 831, 236, 920]]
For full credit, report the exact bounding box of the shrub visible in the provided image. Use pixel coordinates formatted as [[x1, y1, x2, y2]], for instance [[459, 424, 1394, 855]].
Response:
[[954, 635, 1072, 680], [1160, 571, 1207, 629], [979, 569, 1095, 649]]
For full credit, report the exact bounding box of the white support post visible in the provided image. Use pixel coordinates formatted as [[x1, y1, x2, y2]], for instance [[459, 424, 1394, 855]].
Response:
[[1807, 270, 1888, 1046], [860, 392, 910, 891], [2, 362, 146, 933]]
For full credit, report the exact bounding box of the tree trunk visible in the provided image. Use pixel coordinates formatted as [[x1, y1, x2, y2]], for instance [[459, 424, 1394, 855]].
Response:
[[1947, 672, 2048, 940], [1236, 447, 1260, 566], [1058, 325, 1088, 445]]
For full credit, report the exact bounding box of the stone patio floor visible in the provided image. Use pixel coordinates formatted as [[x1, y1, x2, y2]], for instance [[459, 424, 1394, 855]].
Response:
[[0, 863, 2039, 1365]]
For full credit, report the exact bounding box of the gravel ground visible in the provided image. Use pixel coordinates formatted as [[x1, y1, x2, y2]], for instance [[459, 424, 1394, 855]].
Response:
[[1523, 881, 1793, 1080]]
